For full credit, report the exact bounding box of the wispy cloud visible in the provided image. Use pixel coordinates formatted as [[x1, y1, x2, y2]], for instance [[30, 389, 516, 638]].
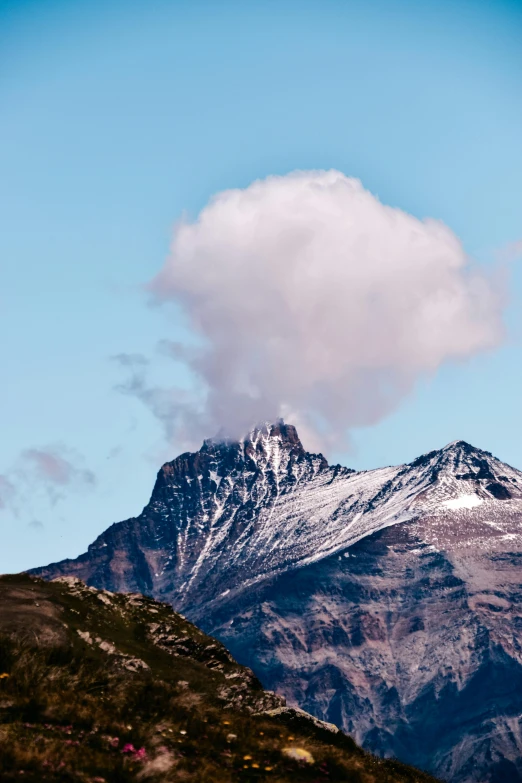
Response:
[[22, 448, 96, 488], [0, 445, 96, 515], [112, 353, 202, 451], [111, 352, 150, 368]]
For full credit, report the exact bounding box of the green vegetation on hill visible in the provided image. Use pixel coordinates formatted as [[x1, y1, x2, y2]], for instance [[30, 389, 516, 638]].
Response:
[[0, 574, 438, 782]]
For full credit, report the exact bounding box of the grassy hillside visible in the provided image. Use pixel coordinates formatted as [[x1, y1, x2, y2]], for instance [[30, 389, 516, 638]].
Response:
[[0, 574, 438, 783]]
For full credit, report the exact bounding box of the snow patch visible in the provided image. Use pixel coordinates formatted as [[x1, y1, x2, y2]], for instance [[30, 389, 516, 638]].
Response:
[[442, 494, 483, 511]]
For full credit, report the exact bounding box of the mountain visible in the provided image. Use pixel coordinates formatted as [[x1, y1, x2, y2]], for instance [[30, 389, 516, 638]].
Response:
[[0, 573, 438, 783], [31, 422, 522, 782]]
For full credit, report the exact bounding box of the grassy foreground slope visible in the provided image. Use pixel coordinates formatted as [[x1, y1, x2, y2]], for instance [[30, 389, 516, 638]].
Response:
[[0, 574, 437, 783]]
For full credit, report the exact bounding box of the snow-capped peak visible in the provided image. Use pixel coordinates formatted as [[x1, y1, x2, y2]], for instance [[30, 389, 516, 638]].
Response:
[[129, 423, 522, 606], [407, 439, 519, 501], [443, 439, 473, 448]]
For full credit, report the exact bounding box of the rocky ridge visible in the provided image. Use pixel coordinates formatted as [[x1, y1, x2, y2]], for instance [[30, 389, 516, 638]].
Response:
[[0, 573, 437, 783]]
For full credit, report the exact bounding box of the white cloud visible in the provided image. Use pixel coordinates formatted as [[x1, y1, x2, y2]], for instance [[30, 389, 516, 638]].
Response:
[[148, 170, 505, 451]]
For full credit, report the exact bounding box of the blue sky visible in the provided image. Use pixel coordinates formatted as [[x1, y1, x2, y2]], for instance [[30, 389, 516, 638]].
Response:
[[1, 0, 521, 573]]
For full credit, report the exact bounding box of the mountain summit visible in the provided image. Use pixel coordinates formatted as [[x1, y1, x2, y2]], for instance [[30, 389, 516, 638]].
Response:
[[31, 424, 522, 782]]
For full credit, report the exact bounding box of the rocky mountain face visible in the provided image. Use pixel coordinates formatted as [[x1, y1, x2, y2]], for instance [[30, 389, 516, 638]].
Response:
[[31, 422, 522, 783]]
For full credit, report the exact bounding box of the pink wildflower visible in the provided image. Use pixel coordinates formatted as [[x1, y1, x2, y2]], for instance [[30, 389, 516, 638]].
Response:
[[121, 743, 147, 761]]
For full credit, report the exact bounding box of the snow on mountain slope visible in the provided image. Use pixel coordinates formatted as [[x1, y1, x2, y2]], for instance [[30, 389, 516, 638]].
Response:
[[157, 427, 520, 598], [32, 422, 522, 610]]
